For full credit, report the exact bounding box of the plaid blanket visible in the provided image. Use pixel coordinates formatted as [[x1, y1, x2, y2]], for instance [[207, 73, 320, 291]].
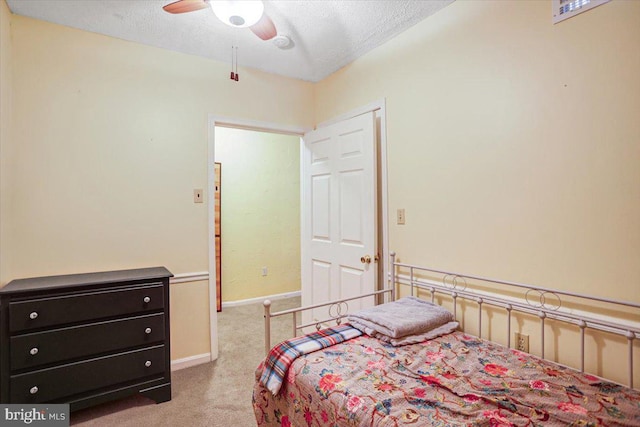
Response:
[[259, 324, 362, 395]]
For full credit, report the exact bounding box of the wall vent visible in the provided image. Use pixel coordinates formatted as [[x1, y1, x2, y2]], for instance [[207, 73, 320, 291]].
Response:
[[552, 0, 610, 24]]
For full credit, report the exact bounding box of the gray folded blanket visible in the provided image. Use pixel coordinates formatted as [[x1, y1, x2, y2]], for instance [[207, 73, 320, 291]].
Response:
[[354, 320, 459, 346], [348, 296, 458, 345]]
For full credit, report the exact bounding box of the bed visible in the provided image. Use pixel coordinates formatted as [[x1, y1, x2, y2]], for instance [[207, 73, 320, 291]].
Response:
[[253, 253, 640, 426]]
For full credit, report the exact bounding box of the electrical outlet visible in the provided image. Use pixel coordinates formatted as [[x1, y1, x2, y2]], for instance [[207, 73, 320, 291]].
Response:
[[514, 332, 529, 353]]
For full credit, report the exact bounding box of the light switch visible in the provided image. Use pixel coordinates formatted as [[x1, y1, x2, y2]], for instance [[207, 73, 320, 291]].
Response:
[[194, 189, 203, 203], [397, 209, 405, 225]]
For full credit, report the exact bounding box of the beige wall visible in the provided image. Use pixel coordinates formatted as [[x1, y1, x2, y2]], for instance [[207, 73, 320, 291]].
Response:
[[2, 0, 639, 379], [215, 127, 300, 302], [170, 280, 210, 361], [5, 15, 313, 360], [316, 0, 640, 384], [0, 0, 12, 286]]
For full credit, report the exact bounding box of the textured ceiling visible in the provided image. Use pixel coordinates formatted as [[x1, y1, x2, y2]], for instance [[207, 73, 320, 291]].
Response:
[[6, 0, 454, 82]]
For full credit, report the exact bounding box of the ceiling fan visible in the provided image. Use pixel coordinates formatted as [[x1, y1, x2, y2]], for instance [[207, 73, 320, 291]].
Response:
[[162, 0, 277, 41]]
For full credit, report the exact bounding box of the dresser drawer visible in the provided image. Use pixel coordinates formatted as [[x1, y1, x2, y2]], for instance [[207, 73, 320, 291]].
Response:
[[10, 345, 166, 403], [10, 313, 166, 371], [9, 284, 164, 332]]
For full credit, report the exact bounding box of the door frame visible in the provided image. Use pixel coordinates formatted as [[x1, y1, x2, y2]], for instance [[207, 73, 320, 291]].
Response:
[[206, 99, 388, 360], [207, 115, 307, 360]]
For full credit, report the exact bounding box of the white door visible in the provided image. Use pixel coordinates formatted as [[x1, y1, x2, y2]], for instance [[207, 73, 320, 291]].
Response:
[[301, 112, 377, 328]]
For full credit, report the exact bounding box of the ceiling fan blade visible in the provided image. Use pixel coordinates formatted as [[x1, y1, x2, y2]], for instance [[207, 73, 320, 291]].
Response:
[[250, 13, 277, 41], [163, 0, 209, 14]]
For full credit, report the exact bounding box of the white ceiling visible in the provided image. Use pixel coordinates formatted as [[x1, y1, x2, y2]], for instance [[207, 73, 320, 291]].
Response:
[[6, 0, 454, 82]]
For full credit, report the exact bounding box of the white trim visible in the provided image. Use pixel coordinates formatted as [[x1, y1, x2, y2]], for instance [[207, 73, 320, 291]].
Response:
[[207, 116, 218, 362], [316, 99, 386, 128], [207, 115, 308, 363], [170, 271, 209, 284], [211, 115, 310, 136], [299, 138, 305, 306], [378, 101, 390, 302], [171, 353, 211, 371], [222, 290, 301, 308]]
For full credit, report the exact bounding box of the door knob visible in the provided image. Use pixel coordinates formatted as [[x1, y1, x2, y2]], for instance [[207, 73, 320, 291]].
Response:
[[360, 255, 372, 264]]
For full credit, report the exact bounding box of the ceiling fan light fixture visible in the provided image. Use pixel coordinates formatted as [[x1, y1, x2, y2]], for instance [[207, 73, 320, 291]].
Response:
[[210, 0, 265, 28]]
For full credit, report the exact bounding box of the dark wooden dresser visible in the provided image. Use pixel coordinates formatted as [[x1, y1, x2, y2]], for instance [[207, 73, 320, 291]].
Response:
[[0, 267, 173, 411]]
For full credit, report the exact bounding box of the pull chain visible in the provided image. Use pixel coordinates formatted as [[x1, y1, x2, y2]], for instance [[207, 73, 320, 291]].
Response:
[[230, 46, 240, 82], [230, 45, 235, 80], [235, 46, 239, 81]]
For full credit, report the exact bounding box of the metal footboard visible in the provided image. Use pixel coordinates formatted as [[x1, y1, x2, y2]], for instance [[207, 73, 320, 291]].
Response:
[[263, 288, 392, 355]]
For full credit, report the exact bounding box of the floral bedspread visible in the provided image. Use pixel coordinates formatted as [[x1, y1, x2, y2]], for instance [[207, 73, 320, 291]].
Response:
[[253, 331, 640, 426]]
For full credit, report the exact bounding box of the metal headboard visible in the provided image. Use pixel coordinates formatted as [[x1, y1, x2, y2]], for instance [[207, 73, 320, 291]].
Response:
[[390, 252, 640, 388]]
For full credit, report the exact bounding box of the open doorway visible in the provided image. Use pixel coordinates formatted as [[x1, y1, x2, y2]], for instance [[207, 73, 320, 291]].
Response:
[[214, 127, 302, 306], [207, 101, 388, 361], [207, 117, 306, 361]]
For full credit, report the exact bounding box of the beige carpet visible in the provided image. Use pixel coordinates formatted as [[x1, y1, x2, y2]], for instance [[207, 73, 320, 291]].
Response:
[[71, 297, 300, 426]]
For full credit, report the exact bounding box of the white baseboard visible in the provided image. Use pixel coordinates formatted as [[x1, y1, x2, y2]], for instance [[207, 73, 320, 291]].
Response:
[[222, 290, 301, 308], [171, 353, 211, 371]]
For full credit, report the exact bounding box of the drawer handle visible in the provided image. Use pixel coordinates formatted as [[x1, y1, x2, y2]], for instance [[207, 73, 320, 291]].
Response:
[[30, 347, 39, 356], [145, 360, 152, 368], [29, 312, 38, 320], [143, 296, 151, 304], [30, 386, 38, 395], [145, 327, 152, 334]]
